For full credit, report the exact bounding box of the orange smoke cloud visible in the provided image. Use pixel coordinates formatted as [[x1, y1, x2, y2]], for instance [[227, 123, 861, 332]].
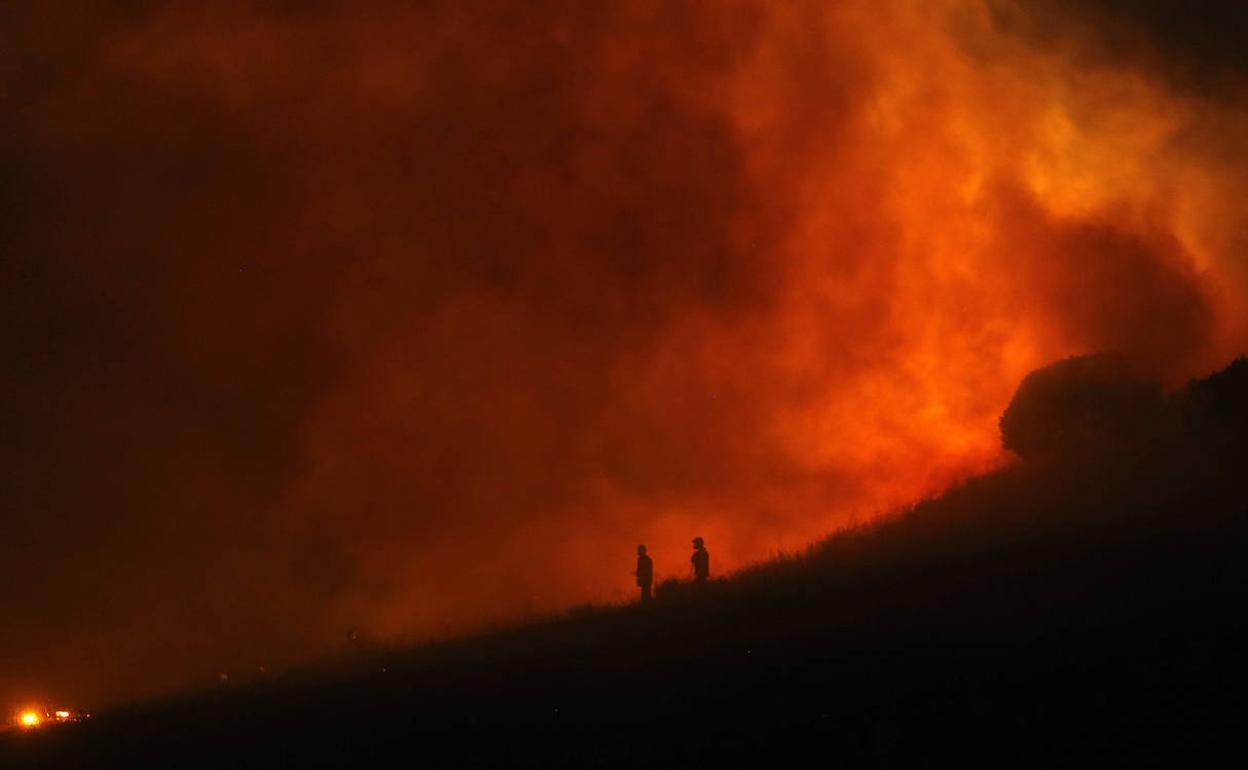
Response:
[[2, 0, 1246, 707]]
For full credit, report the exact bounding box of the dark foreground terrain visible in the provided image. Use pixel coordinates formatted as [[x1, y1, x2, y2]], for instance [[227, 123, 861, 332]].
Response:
[[3, 358, 1246, 768]]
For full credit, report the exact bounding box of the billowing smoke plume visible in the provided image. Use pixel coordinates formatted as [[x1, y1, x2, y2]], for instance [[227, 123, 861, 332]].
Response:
[[3, 0, 1246, 707]]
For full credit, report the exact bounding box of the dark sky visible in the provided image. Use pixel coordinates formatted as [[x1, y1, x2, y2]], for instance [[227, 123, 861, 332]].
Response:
[[3, 0, 1247, 709]]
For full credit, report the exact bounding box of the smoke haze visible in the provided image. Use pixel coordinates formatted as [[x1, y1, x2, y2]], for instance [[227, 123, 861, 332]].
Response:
[[3, 0, 1246, 707]]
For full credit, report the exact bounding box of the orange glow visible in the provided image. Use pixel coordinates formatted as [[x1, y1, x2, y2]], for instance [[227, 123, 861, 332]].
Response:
[[54, 710, 71, 719], [284, 0, 1248, 643], [19, 711, 40, 728], [5, 0, 1248, 711]]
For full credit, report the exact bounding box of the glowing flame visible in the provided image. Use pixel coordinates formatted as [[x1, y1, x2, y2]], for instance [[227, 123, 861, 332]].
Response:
[[54, 710, 71, 720], [19, 711, 40, 728]]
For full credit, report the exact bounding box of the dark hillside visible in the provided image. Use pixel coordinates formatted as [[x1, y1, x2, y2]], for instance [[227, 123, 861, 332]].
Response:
[[3, 358, 1246, 767]]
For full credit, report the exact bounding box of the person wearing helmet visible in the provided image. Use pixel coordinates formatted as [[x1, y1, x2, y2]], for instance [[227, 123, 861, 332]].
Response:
[[691, 536, 710, 584], [635, 544, 654, 603]]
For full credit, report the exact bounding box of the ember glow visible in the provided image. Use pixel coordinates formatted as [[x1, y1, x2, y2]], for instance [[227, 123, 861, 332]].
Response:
[[18, 712, 39, 729], [3, 0, 1247, 709]]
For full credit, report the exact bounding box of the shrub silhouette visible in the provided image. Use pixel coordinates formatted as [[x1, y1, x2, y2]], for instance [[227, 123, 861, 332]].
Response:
[[1171, 356, 1248, 455], [999, 353, 1163, 459]]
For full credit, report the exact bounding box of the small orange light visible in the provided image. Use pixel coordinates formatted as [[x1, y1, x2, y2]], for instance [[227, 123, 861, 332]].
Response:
[[19, 711, 40, 728], [54, 710, 71, 719]]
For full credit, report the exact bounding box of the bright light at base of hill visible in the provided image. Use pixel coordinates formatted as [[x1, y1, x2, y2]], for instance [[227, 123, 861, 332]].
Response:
[[19, 711, 40, 728]]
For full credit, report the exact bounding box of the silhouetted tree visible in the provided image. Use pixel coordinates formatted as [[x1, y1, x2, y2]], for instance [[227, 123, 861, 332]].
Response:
[[1169, 356, 1248, 456], [1000, 354, 1163, 460]]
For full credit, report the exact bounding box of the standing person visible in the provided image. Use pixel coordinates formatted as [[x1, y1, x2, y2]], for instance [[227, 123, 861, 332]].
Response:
[[691, 536, 710, 585], [635, 544, 654, 603]]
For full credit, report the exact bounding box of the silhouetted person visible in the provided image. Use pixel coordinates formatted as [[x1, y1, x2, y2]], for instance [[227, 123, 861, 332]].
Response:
[[635, 544, 654, 603], [691, 536, 710, 584]]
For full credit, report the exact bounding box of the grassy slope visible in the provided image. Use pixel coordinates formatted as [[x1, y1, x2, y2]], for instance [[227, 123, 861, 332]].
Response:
[[3, 362, 1245, 767]]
